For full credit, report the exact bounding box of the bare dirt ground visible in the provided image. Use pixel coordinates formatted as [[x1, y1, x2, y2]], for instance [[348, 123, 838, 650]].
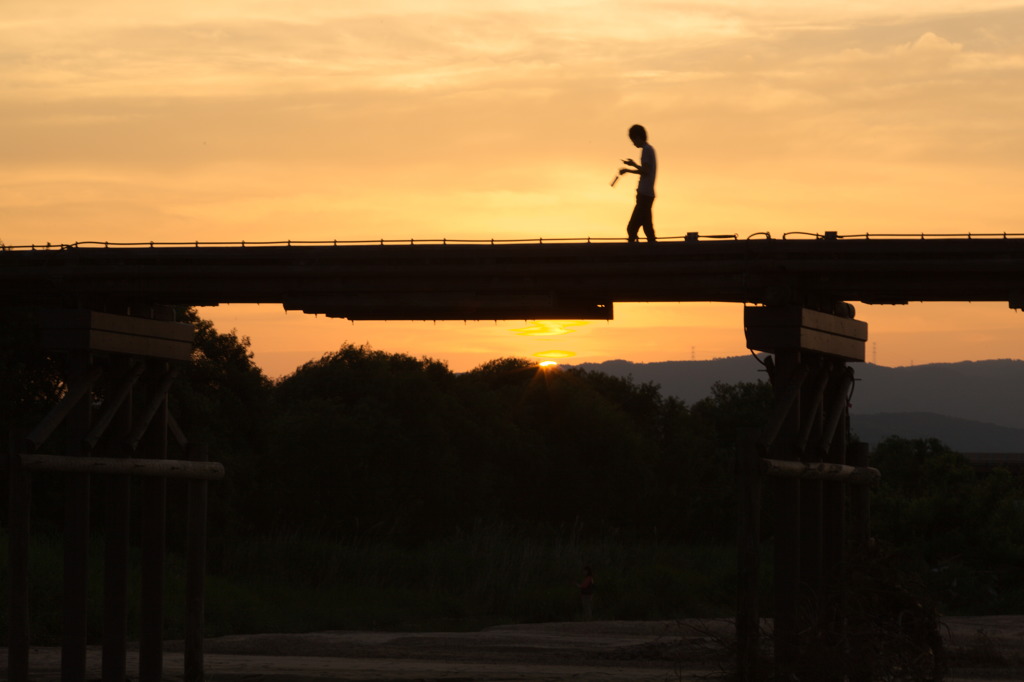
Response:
[[7, 616, 1024, 681]]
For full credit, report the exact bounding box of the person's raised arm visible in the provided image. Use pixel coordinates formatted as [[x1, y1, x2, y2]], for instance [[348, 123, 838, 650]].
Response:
[[619, 158, 641, 175]]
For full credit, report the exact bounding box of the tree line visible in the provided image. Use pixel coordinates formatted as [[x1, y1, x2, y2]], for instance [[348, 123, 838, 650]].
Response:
[[0, 308, 759, 544], [172, 310, 769, 544], [4, 307, 1024, 612]]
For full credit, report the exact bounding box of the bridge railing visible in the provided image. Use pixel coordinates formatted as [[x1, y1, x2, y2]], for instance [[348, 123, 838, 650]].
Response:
[[2, 234, 734, 250], [3, 231, 1023, 251]]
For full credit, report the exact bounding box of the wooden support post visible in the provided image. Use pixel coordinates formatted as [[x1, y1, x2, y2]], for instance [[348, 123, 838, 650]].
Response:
[[168, 412, 189, 450], [62, 350, 92, 682], [185, 443, 210, 682], [799, 365, 825, 607], [745, 304, 869, 681], [8, 431, 31, 682], [848, 441, 872, 682], [816, 369, 853, 458], [757, 364, 810, 451], [821, 361, 849, 682], [19, 310, 203, 682], [84, 360, 144, 451], [745, 306, 868, 362], [139, 364, 169, 682], [23, 365, 104, 452], [129, 368, 178, 450], [736, 437, 763, 682], [102, 360, 133, 682], [822, 377, 848, 578], [821, 364, 851, 574], [772, 350, 802, 680], [795, 366, 829, 455], [40, 309, 194, 362], [18, 453, 225, 480], [759, 459, 880, 483], [849, 442, 872, 551]]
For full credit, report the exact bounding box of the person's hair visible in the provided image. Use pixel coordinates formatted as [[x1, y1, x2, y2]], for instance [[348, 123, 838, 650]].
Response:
[[628, 124, 647, 143]]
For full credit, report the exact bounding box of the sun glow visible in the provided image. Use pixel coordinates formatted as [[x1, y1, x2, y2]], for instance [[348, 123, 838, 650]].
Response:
[[511, 321, 590, 337], [533, 349, 576, 360]]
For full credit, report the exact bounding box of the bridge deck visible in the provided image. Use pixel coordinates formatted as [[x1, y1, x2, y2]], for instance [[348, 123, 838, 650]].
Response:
[[2, 237, 1023, 319]]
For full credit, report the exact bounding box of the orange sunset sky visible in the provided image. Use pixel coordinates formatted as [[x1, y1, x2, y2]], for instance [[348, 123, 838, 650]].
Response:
[[3, 1, 1023, 378]]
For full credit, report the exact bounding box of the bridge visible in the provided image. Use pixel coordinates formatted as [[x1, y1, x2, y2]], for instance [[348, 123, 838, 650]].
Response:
[[3, 233, 1023, 318], [4, 231, 1024, 682]]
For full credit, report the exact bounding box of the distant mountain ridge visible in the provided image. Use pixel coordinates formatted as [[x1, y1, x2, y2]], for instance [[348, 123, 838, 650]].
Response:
[[852, 412, 1024, 453], [570, 357, 1024, 453]]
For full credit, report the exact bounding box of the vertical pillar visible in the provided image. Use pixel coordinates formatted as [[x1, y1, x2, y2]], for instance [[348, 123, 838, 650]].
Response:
[[799, 366, 825, 602], [745, 304, 867, 681], [848, 441, 872, 682], [8, 431, 31, 682], [821, 361, 850, 681], [139, 362, 168, 682], [772, 350, 801, 679], [185, 443, 210, 682], [102, 360, 133, 682], [849, 442, 871, 551], [821, 363, 849, 580], [736, 435, 762, 682], [62, 352, 93, 682]]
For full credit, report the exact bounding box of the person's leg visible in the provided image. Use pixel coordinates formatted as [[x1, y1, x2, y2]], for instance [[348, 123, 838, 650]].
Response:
[[626, 209, 641, 242], [626, 194, 647, 242], [639, 195, 656, 242]]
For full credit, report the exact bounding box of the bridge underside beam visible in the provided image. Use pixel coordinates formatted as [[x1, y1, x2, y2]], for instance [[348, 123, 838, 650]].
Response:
[[3, 239, 1024, 320], [283, 294, 613, 320]]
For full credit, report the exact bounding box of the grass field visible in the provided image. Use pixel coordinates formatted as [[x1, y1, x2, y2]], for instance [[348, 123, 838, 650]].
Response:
[[1, 526, 739, 643]]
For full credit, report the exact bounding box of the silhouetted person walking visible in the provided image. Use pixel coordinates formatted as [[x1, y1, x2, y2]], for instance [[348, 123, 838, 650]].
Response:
[[619, 124, 657, 243]]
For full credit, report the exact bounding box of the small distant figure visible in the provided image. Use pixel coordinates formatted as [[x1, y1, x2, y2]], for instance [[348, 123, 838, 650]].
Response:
[[578, 566, 595, 619], [618, 124, 657, 243]]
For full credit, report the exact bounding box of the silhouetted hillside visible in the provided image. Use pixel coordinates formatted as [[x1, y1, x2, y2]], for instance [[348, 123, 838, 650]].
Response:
[[852, 412, 1024, 452], [573, 356, 768, 406], [854, 361, 1024, 430], [571, 357, 1024, 453]]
